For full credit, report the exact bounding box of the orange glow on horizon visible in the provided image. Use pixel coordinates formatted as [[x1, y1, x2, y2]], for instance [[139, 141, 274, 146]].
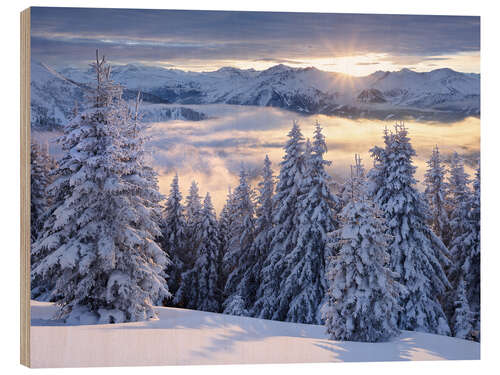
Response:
[[144, 51, 480, 77]]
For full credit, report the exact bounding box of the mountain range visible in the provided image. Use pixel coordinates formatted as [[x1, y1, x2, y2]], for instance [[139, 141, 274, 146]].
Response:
[[30, 61, 480, 129]]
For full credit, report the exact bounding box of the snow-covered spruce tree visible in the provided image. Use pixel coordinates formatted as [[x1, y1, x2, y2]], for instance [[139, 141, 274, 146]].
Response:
[[31, 52, 169, 323], [250, 155, 275, 300], [217, 187, 236, 304], [161, 174, 187, 303], [447, 152, 472, 286], [173, 180, 203, 307], [218, 188, 233, 258], [327, 154, 366, 272], [324, 157, 402, 342], [122, 91, 168, 305], [30, 142, 52, 243], [184, 181, 203, 261], [253, 121, 305, 320], [223, 156, 274, 316], [445, 153, 471, 316], [276, 121, 340, 324], [447, 159, 480, 340], [424, 145, 451, 245], [368, 123, 451, 335], [467, 165, 480, 338], [450, 277, 475, 340], [30, 142, 57, 300], [223, 167, 256, 315], [175, 193, 221, 312], [340, 154, 366, 205]]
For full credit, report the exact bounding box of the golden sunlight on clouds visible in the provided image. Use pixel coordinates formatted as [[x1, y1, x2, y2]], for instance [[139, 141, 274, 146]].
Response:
[[32, 105, 480, 215], [150, 51, 480, 76], [146, 105, 479, 213]]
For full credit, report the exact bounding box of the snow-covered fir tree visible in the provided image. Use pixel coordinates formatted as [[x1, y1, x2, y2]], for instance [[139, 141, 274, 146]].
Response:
[[467, 165, 480, 338], [447, 158, 480, 340], [368, 123, 451, 335], [184, 181, 203, 262], [30, 141, 56, 300], [31, 52, 169, 323], [253, 121, 305, 320], [328, 154, 366, 268], [217, 187, 236, 300], [122, 91, 168, 305], [30, 142, 52, 243], [424, 145, 450, 244], [161, 174, 187, 303], [175, 193, 221, 312], [250, 155, 275, 300], [218, 188, 233, 256], [445, 155, 470, 298], [222, 156, 274, 316], [276, 121, 339, 324], [450, 277, 475, 340], [447, 152, 472, 287], [340, 154, 365, 204], [173, 180, 203, 307], [223, 167, 256, 315], [324, 156, 402, 342]]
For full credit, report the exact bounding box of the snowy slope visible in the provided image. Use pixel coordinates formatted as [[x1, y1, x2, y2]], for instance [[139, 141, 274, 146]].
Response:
[[30, 61, 480, 129], [31, 300, 479, 368]]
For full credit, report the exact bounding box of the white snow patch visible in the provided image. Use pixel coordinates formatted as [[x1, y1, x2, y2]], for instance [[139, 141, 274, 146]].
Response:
[[30, 300, 479, 368]]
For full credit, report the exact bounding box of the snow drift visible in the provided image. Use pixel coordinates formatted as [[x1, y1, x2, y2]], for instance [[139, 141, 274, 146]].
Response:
[[31, 300, 479, 368]]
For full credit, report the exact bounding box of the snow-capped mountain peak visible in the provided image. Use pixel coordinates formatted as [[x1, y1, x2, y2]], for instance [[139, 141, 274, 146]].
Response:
[[30, 61, 480, 129]]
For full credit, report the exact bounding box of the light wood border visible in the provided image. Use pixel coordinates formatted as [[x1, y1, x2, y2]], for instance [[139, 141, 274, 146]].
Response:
[[20, 7, 31, 368]]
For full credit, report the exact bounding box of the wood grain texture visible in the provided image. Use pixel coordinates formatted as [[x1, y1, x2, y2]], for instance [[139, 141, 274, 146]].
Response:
[[20, 7, 31, 368]]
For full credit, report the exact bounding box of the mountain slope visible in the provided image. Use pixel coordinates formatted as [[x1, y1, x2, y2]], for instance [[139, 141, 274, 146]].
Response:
[[31, 61, 480, 129], [31, 300, 479, 368]]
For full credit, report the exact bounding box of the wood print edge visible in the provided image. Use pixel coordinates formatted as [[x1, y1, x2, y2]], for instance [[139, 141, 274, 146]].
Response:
[[20, 7, 31, 368]]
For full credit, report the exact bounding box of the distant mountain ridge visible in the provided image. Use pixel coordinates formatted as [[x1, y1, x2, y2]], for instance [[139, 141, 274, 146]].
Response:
[[30, 61, 480, 129]]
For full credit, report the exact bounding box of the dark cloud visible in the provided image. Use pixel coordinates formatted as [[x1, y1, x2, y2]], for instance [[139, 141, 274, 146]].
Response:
[[421, 57, 452, 61], [30, 7, 480, 67], [356, 62, 379, 66], [254, 57, 307, 65]]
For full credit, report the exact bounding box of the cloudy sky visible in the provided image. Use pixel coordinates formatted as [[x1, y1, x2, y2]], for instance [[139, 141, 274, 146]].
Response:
[[31, 7, 480, 76]]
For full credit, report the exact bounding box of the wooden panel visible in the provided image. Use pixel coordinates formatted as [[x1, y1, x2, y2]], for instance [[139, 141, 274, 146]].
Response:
[[20, 7, 31, 368]]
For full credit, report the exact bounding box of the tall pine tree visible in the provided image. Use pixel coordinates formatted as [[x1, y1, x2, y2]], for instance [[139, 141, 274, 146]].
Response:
[[447, 158, 480, 340], [175, 193, 221, 312], [223, 156, 274, 316], [324, 156, 402, 342], [223, 167, 256, 315], [218, 187, 236, 303], [31, 142, 56, 300], [467, 165, 480, 338], [253, 121, 304, 320], [161, 174, 187, 304], [31, 52, 169, 323], [424, 145, 450, 245], [368, 123, 451, 335], [174, 180, 203, 307], [450, 277, 475, 340], [184, 181, 203, 263], [30, 142, 52, 244], [276, 121, 339, 324], [447, 152, 472, 288]]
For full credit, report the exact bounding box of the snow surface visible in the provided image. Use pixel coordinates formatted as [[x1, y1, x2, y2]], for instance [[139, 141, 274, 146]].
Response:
[[31, 300, 479, 368]]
